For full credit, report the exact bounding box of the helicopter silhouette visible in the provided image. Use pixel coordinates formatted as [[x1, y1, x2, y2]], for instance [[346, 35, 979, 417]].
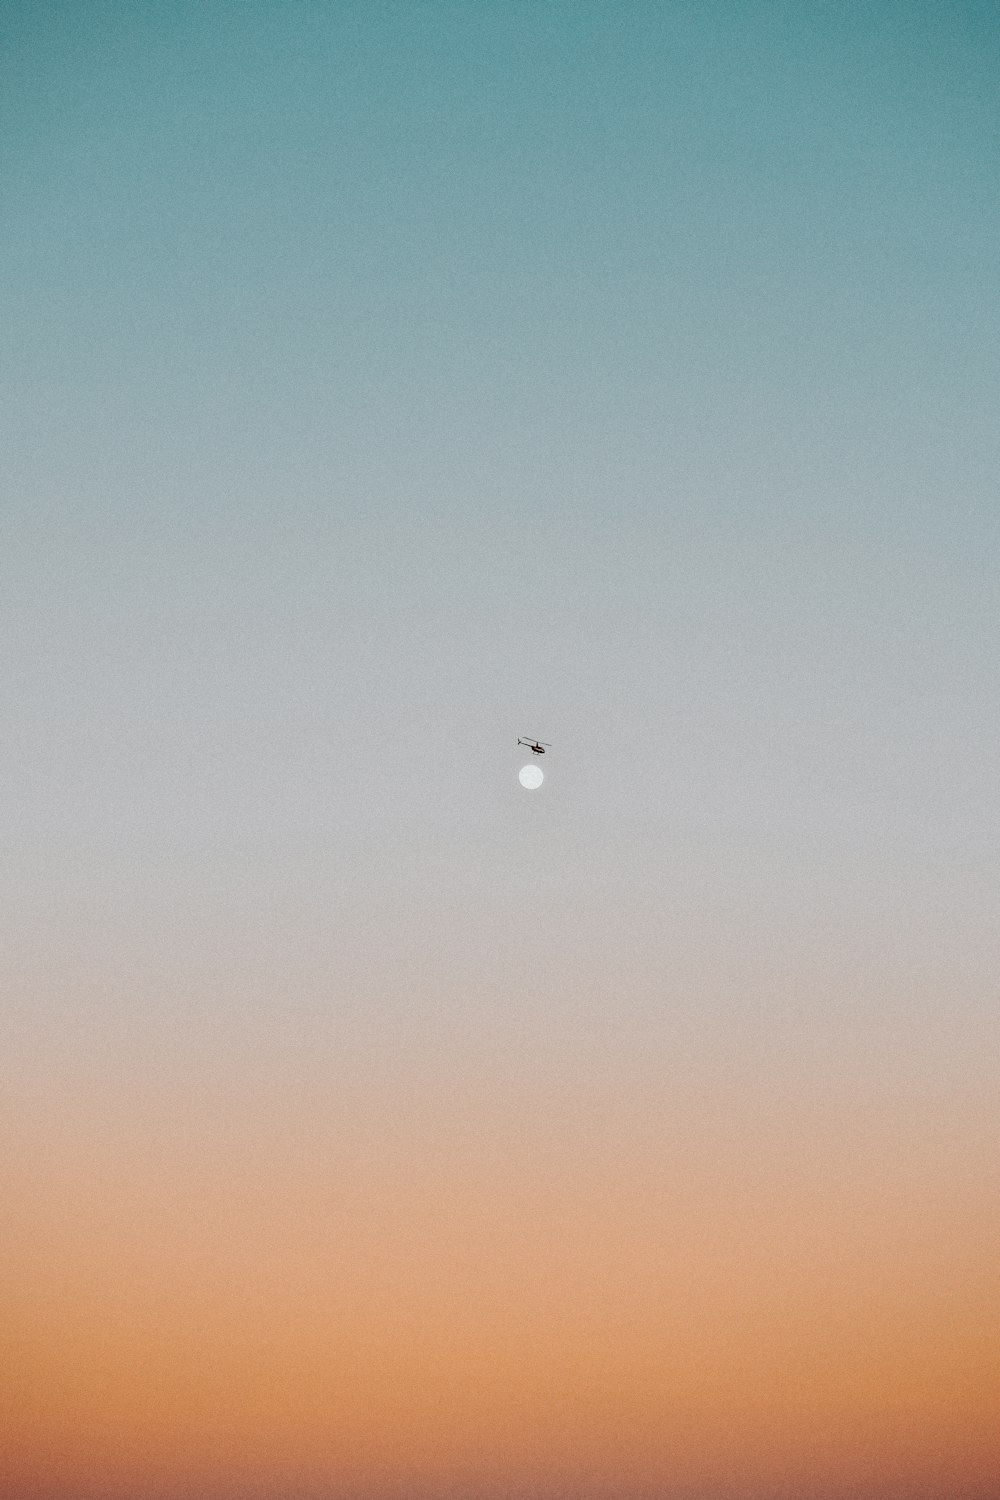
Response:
[[518, 738, 551, 755]]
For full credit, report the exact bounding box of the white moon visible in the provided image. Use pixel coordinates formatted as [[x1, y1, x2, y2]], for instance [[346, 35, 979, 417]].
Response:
[[519, 764, 544, 789]]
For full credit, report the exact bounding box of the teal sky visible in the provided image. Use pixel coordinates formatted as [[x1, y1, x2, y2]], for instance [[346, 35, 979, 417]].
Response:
[[5, 2, 998, 970], [4, 0, 999, 1073]]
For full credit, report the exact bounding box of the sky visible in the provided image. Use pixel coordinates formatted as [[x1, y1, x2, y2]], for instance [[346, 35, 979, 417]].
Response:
[[2, 2, 999, 1496]]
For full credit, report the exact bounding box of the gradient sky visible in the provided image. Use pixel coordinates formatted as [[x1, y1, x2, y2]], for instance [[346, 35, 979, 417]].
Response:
[[3, 3, 999, 1497]]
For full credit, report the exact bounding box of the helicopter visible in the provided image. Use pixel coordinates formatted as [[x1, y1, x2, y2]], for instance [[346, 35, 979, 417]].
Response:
[[518, 738, 551, 755]]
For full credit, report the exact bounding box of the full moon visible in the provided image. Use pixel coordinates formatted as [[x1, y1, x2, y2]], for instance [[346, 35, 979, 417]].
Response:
[[519, 764, 544, 790]]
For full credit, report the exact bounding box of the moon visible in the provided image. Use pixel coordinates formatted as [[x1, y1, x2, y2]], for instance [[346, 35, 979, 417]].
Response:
[[518, 764, 544, 790]]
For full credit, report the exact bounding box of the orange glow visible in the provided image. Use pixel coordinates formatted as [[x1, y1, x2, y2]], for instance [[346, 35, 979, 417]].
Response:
[[5, 1063, 999, 1500]]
